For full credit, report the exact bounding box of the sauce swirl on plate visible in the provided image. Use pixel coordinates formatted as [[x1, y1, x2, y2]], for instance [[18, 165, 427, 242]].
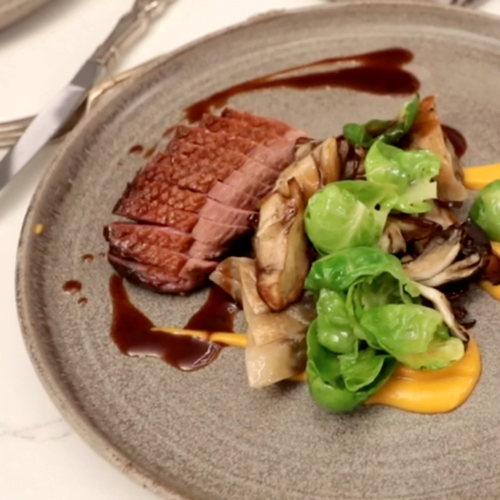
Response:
[[186, 47, 420, 122], [110, 276, 238, 371]]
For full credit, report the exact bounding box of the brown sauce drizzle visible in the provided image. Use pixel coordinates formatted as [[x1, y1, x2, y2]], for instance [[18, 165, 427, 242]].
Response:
[[162, 126, 176, 138], [78, 297, 88, 306], [82, 254, 94, 263], [185, 47, 419, 122], [110, 275, 238, 371], [442, 125, 467, 158], [144, 147, 157, 158], [129, 144, 144, 154], [63, 280, 82, 294]]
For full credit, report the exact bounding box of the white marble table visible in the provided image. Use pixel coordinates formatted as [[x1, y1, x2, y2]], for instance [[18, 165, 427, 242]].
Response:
[[1, 0, 499, 498]]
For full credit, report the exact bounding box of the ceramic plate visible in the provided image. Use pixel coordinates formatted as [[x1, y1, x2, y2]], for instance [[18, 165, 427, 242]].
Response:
[[16, 2, 500, 499], [0, 0, 54, 31]]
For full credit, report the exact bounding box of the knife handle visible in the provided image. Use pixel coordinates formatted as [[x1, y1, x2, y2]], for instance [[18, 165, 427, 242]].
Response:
[[91, 0, 172, 71]]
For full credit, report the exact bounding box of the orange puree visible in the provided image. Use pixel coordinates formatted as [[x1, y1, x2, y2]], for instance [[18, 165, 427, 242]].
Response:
[[158, 328, 481, 414], [463, 164, 500, 190], [366, 339, 481, 413]]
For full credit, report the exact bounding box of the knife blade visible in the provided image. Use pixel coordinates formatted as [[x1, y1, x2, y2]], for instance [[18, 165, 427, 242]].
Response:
[[0, 0, 174, 191], [0, 61, 104, 190]]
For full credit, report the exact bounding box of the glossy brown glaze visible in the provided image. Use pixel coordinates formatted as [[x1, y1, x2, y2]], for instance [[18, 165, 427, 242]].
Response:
[[82, 254, 94, 263], [129, 144, 144, 154], [443, 125, 467, 158], [162, 126, 176, 138], [63, 280, 82, 294], [110, 276, 238, 371], [144, 147, 157, 158], [78, 297, 88, 306], [185, 47, 419, 122]]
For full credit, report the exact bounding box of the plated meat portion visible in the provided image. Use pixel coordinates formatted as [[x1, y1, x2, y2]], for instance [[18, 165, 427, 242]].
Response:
[[105, 109, 308, 293]]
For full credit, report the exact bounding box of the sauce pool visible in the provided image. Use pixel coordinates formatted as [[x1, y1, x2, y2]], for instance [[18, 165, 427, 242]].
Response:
[[129, 144, 144, 154], [109, 276, 238, 371], [63, 280, 82, 294], [144, 147, 157, 158]]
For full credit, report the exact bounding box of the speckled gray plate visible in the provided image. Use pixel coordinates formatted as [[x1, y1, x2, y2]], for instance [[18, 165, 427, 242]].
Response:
[[16, 2, 500, 499], [0, 0, 53, 31]]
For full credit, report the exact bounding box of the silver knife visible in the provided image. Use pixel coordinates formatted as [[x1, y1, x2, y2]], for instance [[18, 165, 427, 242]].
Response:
[[0, 0, 176, 191]]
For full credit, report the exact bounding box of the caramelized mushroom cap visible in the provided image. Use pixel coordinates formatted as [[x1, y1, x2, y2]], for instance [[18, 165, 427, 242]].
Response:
[[408, 96, 468, 203], [255, 137, 341, 312], [210, 257, 315, 388]]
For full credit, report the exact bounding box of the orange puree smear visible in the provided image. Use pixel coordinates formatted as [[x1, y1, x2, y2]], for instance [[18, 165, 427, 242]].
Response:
[[481, 281, 500, 302], [463, 164, 500, 190], [366, 339, 481, 413], [158, 329, 481, 414]]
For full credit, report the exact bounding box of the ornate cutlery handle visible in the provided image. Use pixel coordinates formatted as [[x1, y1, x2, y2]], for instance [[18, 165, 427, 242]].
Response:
[[91, 0, 174, 70]]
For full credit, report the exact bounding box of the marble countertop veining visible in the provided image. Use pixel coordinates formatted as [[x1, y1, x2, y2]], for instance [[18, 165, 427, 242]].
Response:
[[1, 0, 499, 498]]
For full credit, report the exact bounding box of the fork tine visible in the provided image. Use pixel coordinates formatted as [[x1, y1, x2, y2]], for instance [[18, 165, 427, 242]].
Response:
[[0, 131, 24, 148], [0, 116, 33, 132], [0, 117, 33, 148], [0, 138, 18, 149]]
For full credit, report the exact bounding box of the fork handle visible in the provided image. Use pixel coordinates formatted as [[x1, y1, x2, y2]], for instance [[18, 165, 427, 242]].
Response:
[[91, 0, 173, 71]]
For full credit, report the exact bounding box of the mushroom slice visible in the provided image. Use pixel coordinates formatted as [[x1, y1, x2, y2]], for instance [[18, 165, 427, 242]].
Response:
[[239, 259, 316, 387], [256, 138, 341, 312], [415, 283, 469, 342], [421, 254, 484, 288], [209, 256, 252, 305], [389, 214, 441, 242], [409, 96, 469, 202], [380, 220, 407, 254], [403, 227, 462, 282], [275, 137, 341, 201], [245, 335, 307, 389], [255, 179, 309, 312], [425, 201, 459, 229], [294, 139, 319, 162]]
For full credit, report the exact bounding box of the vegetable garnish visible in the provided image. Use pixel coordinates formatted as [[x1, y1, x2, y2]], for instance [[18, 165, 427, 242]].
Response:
[[343, 94, 420, 147], [470, 180, 500, 242], [152, 326, 480, 414], [146, 95, 499, 416], [304, 247, 465, 412]]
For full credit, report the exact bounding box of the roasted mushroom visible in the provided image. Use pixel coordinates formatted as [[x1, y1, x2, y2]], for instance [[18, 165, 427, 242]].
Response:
[[255, 179, 309, 312], [380, 214, 442, 255], [408, 96, 469, 202], [255, 137, 341, 311], [403, 227, 462, 282], [421, 254, 483, 288], [210, 257, 315, 388], [209, 256, 246, 305], [424, 201, 458, 229], [274, 137, 340, 200], [337, 138, 367, 180], [416, 283, 469, 342], [403, 223, 488, 287], [380, 219, 407, 254]]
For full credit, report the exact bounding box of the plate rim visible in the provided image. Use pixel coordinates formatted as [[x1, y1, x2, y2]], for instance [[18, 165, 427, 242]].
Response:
[[15, 2, 500, 499]]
